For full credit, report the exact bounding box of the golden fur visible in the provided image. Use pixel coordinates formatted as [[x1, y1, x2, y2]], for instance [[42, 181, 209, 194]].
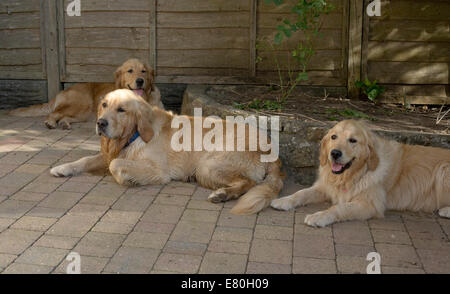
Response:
[[9, 59, 164, 129], [50, 89, 284, 215], [271, 120, 450, 227]]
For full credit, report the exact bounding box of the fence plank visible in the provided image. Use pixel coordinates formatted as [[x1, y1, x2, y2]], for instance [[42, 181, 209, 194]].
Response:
[[157, 0, 251, 12], [368, 61, 448, 84], [65, 28, 149, 49], [249, 0, 257, 77], [157, 28, 249, 50], [347, 0, 363, 98], [44, 0, 60, 100]]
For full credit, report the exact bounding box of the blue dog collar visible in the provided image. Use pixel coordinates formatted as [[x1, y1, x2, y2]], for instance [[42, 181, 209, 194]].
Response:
[[124, 131, 140, 148]]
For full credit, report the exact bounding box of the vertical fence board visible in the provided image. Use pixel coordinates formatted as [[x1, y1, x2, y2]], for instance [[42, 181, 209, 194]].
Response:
[[249, 0, 257, 77], [44, 0, 61, 100], [347, 0, 363, 98], [149, 0, 156, 72]]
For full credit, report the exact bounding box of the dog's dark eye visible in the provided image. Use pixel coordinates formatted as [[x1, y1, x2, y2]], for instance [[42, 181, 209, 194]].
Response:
[[128, 69, 133, 73], [141, 70, 146, 73], [349, 138, 357, 143], [117, 107, 125, 113], [102, 102, 107, 108], [331, 135, 337, 140]]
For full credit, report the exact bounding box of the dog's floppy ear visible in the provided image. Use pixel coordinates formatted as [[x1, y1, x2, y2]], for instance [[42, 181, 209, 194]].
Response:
[[367, 141, 379, 171], [319, 135, 328, 167], [136, 102, 154, 143], [114, 65, 123, 89]]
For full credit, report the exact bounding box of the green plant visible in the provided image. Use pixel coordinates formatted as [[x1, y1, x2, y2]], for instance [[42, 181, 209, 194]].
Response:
[[355, 79, 385, 102], [325, 108, 376, 121], [257, 0, 334, 105], [233, 99, 284, 111]]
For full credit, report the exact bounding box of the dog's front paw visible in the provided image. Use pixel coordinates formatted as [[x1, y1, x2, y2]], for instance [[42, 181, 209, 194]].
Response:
[[304, 210, 335, 227], [271, 197, 295, 211], [50, 164, 74, 177]]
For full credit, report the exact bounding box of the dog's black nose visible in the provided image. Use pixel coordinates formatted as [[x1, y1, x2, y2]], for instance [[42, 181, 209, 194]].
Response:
[[331, 149, 342, 160], [97, 119, 108, 129], [136, 78, 144, 87]]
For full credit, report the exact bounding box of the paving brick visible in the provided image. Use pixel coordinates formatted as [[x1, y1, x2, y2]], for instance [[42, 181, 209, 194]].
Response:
[[337, 255, 369, 274], [371, 229, 411, 245], [15, 246, 68, 267], [212, 227, 253, 243], [11, 216, 57, 232], [404, 220, 446, 240], [68, 175, 104, 184], [47, 215, 99, 237], [22, 181, 61, 194], [335, 244, 375, 257], [292, 257, 337, 274], [208, 240, 250, 255], [56, 181, 96, 193], [0, 172, 37, 188], [368, 218, 405, 231], [134, 221, 175, 235], [199, 252, 247, 274], [10, 191, 48, 202], [164, 241, 207, 256], [35, 235, 79, 250], [0, 200, 36, 219], [191, 187, 212, 200], [140, 204, 184, 224], [217, 209, 256, 228], [246, 262, 291, 274], [187, 199, 223, 211], [27, 206, 68, 218], [254, 225, 293, 241], [0, 164, 18, 178], [38, 191, 84, 209], [333, 222, 373, 246], [154, 253, 202, 274], [74, 232, 125, 258], [154, 194, 190, 207], [55, 255, 109, 274], [181, 209, 219, 223], [123, 232, 169, 249], [159, 182, 196, 196], [249, 239, 292, 265], [104, 247, 159, 274], [294, 223, 332, 237], [170, 221, 215, 244], [92, 222, 134, 235], [0, 229, 42, 255], [67, 203, 109, 218], [15, 164, 49, 174], [0, 253, 16, 269], [257, 209, 294, 227], [293, 233, 335, 259], [375, 243, 421, 268], [411, 238, 450, 250], [416, 248, 450, 274], [2, 262, 52, 274], [100, 210, 142, 225], [123, 186, 162, 197], [381, 266, 425, 274], [112, 193, 155, 212]]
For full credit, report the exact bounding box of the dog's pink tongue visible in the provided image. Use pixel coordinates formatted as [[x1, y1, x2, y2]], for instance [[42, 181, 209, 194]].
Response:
[[133, 89, 144, 97], [332, 162, 344, 172]]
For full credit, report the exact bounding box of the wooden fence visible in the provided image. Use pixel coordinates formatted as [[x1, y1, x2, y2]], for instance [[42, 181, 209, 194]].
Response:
[[0, 0, 448, 107]]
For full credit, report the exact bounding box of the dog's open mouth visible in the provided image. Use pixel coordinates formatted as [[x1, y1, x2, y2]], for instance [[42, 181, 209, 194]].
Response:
[[331, 158, 354, 174], [128, 85, 144, 97]]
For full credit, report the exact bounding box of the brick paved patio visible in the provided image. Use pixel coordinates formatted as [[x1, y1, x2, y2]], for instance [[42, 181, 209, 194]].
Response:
[[0, 111, 449, 274]]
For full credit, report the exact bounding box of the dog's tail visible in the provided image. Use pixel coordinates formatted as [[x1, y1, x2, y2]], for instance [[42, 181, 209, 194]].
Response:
[[9, 97, 55, 117], [230, 159, 284, 215]]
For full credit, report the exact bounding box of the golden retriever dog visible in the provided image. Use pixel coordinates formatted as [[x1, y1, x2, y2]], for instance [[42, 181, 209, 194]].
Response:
[[9, 59, 164, 129], [271, 120, 450, 227], [49, 89, 284, 215]]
